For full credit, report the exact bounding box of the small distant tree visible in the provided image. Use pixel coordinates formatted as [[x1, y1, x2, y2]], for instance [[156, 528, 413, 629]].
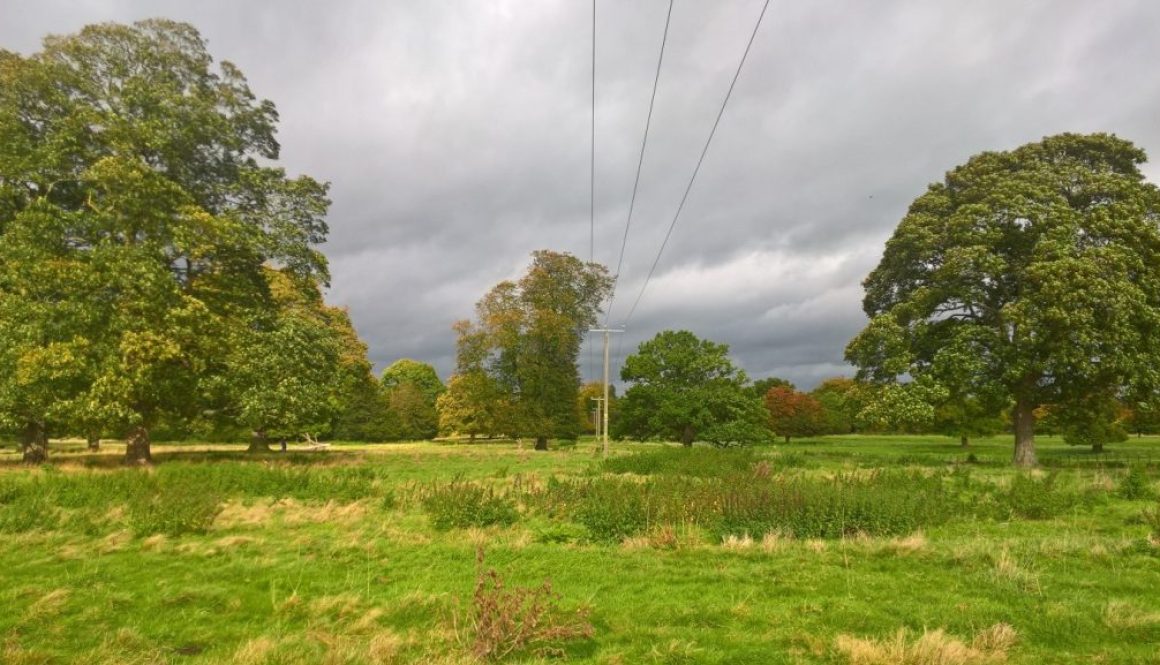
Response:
[[382, 359, 445, 402], [577, 381, 617, 436], [437, 373, 510, 442], [382, 359, 443, 441], [934, 394, 1006, 447], [1058, 394, 1128, 453], [615, 331, 767, 447], [747, 376, 794, 401], [1124, 400, 1160, 437], [453, 251, 612, 450], [763, 386, 825, 442], [810, 377, 866, 434]]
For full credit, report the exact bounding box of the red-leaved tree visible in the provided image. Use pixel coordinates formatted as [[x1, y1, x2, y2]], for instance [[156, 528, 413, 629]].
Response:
[[763, 386, 825, 442]]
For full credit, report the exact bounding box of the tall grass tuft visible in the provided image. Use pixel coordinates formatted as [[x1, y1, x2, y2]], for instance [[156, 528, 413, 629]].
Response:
[[421, 479, 518, 530]]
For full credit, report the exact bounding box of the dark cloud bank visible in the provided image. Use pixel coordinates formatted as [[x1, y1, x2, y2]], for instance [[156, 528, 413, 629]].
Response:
[[4, 0, 1159, 388]]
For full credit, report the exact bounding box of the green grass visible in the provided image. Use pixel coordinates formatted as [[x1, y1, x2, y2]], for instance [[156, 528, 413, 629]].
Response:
[[1, 435, 1158, 663]]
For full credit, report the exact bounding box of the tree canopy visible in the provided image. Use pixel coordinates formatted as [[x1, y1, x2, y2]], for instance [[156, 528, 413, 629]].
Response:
[[452, 250, 612, 449], [847, 133, 1160, 466], [0, 20, 334, 462], [763, 386, 825, 442], [614, 330, 767, 447]]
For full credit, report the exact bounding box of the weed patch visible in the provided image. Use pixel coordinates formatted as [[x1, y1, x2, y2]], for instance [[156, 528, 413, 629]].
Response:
[[421, 480, 518, 530], [457, 548, 593, 661]]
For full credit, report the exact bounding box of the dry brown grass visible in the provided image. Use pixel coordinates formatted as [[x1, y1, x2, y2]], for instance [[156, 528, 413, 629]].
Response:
[[139, 533, 168, 552], [80, 627, 167, 665], [834, 623, 1017, 665], [882, 532, 928, 556], [26, 588, 69, 621], [215, 498, 368, 531], [721, 534, 754, 550], [232, 636, 279, 664], [760, 531, 787, 553], [990, 549, 1040, 593], [621, 524, 697, 551], [1103, 601, 1160, 633], [214, 534, 263, 550]]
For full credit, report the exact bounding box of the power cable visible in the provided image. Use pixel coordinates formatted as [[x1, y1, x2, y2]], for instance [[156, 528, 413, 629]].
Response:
[[603, 0, 675, 326], [621, 0, 772, 329]]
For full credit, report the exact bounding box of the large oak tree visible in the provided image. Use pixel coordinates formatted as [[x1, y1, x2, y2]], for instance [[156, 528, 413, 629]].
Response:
[[847, 133, 1160, 466], [0, 21, 330, 463], [615, 330, 767, 447]]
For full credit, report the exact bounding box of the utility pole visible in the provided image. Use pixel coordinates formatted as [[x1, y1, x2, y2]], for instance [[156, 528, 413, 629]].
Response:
[[589, 397, 604, 437], [589, 327, 623, 455]]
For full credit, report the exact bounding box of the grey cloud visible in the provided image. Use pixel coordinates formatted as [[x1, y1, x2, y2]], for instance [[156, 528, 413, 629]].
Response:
[[3, 0, 1159, 389]]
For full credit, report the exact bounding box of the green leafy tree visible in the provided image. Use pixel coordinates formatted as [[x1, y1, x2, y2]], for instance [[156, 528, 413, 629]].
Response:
[[1058, 394, 1129, 453], [747, 376, 794, 401], [456, 250, 612, 450], [577, 381, 617, 436], [381, 359, 443, 440], [225, 270, 345, 452], [0, 21, 331, 463], [810, 377, 866, 434], [763, 386, 826, 442], [437, 372, 509, 441], [614, 330, 767, 447], [0, 206, 103, 462], [1124, 400, 1160, 437], [855, 381, 948, 433], [382, 359, 445, 402], [846, 133, 1160, 466], [934, 395, 1005, 447]]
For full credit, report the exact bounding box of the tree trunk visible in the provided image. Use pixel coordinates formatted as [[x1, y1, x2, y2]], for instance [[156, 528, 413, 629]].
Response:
[[784, 435, 790, 444], [248, 430, 271, 453], [534, 436, 548, 451], [1012, 400, 1037, 467], [87, 432, 100, 452], [124, 425, 152, 465], [960, 435, 969, 448], [680, 425, 695, 447], [469, 433, 476, 444], [21, 422, 48, 465], [1092, 442, 1104, 454]]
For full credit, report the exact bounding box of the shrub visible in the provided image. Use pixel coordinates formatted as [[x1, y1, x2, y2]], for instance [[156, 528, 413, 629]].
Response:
[[1141, 501, 1160, 542], [568, 478, 652, 542], [1000, 473, 1086, 520], [421, 480, 518, 530], [1118, 466, 1155, 501], [458, 548, 593, 661], [714, 471, 954, 539], [545, 470, 966, 542]]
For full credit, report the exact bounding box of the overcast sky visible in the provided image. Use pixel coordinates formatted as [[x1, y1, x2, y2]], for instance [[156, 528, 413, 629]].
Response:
[[4, 0, 1159, 389]]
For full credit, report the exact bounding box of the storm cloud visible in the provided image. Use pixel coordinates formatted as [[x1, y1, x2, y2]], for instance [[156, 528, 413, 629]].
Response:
[[4, 0, 1159, 388]]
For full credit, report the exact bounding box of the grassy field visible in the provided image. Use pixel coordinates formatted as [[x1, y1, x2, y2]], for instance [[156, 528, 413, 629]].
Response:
[[1, 435, 1158, 664]]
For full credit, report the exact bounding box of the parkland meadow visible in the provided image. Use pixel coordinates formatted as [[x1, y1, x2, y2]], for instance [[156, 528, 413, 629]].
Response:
[[1, 436, 1158, 664]]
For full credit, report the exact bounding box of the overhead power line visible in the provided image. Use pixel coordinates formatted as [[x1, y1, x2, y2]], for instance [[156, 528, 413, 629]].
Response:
[[603, 0, 675, 326], [589, 0, 596, 265], [587, 0, 597, 382], [621, 0, 772, 329]]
